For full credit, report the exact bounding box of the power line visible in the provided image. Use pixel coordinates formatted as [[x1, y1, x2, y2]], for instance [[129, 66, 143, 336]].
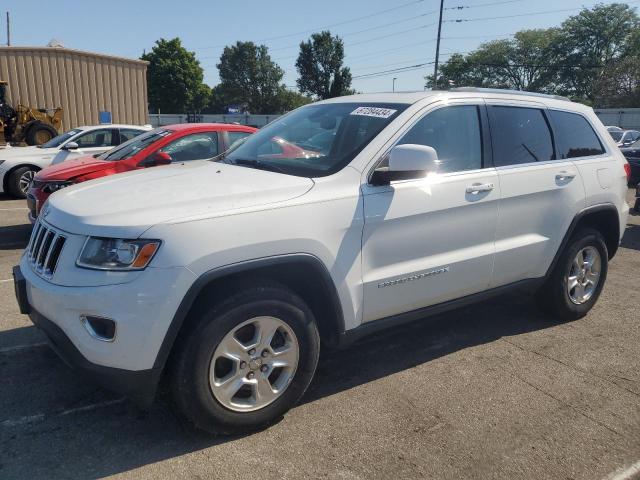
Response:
[[353, 62, 434, 80], [444, 0, 525, 10], [446, 1, 640, 23], [192, 0, 426, 50]]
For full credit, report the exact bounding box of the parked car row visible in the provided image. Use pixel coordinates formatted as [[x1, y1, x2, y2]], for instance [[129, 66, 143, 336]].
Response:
[[25, 123, 256, 222], [0, 124, 152, 198]]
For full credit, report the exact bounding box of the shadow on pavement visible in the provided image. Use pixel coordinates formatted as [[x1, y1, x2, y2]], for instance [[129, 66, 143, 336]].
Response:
[[0, 223, 31, 250], [620, 223, 640, 251], [0, 292, 560, 478]]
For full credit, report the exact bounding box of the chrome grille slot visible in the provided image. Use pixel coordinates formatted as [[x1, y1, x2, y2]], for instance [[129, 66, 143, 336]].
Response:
[[27, 220, 67, 279], [28, 223, 41, 256]]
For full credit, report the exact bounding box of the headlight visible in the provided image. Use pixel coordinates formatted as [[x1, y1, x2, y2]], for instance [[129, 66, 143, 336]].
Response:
[[42, 181, 72, 193], [77, 237, 161, 271]]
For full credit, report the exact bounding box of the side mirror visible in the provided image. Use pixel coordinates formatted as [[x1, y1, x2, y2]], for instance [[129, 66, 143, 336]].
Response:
[[139, 151, 172, 167], [370, 144, 439, 186], [62, 141, 79, 151]]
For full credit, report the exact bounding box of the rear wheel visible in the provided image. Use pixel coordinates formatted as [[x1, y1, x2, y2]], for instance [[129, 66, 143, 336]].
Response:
[[170, 282, 320, 435], [25, 122, 57, 146], [537, 228, 608, 320], [7, 166, 37, 198]]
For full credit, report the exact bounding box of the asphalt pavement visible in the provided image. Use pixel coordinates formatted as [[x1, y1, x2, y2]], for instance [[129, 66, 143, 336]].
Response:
[[0, 190, 639, 480]]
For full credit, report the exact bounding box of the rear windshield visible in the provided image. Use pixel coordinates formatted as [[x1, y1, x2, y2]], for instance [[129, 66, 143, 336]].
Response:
[[97, 129, 172, 161], [609, 131, 623, 142]]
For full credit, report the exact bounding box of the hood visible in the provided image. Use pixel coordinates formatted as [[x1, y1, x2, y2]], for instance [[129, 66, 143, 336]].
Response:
[[45, 160, 314, 237], [0, 145, 56, 161], [35, 155, 111, 181]]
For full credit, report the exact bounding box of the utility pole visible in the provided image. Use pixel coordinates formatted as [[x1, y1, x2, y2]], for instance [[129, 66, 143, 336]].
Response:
[[392, 77, 397, 92], [6, 12, 10, 46], [433, 0, 445, 90]]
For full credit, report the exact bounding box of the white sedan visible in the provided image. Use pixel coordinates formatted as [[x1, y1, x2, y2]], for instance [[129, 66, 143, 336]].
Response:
[[0, 124, 151, 198]]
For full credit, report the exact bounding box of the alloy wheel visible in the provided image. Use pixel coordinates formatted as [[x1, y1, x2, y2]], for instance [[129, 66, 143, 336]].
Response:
[[567, 246, 601, 305], [209, 316, 299, 412], [19, 170, 35, 194]]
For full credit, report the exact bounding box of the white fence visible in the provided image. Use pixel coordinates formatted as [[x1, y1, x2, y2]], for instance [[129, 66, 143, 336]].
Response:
[[148, 113, 281, 128], [594, 108, 640, 130]]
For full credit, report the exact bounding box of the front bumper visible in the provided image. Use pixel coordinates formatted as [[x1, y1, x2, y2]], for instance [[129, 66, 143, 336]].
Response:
[[15, 257, 197, 402], [13, 265, 161, 405]]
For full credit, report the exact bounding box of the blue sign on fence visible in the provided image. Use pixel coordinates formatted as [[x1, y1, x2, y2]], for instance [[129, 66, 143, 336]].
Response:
[[98, 111, 112, 124]]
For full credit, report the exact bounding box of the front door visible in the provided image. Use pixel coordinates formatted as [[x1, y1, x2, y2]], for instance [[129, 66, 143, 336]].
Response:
[[361, 102, 499, 322], [51, 128, 117, 165]]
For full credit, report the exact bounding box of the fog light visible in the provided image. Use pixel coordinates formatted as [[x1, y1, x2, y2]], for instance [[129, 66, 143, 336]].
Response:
[[81, 315, 117, 342]]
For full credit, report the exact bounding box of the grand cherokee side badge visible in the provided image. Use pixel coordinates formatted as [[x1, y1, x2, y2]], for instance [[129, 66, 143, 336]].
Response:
[[378, 266, 450, 288]]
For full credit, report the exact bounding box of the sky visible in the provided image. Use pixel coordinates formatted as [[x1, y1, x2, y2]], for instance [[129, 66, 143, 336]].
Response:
[[5, 0, 639, 94]]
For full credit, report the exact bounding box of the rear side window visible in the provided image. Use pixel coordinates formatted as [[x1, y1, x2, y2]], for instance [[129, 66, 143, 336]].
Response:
[[549, 110, 605, 159], [488, 106, 554, 167]]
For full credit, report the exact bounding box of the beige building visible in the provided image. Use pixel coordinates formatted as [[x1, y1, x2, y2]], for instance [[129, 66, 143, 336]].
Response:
[[0, 46, 148, 130]]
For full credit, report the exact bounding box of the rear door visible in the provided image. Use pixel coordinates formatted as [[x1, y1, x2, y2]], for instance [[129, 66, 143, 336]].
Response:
[[488, 102, 585, 287], [361, 101, 499, 322]]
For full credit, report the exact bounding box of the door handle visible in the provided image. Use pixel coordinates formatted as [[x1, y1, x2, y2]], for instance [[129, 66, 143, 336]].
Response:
[[556, 171, 576, 182], [466, 183, 494, 194]]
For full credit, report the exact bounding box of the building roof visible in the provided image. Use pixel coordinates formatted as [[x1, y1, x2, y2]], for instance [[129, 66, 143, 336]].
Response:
[[0, 46, 148, 65]]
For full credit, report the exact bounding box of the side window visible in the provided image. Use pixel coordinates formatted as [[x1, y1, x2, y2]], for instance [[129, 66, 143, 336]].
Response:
[[74, 129, 114, 148], [488, 106, 554, 166], [159, 132, 219, 162], [549, 110, 605, 159], [119, 129, 145, 144], [397, 105, 483, 173], [228, 131, 252, 150]]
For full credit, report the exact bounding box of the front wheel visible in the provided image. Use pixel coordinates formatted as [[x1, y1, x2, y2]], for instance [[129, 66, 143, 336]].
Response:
[[170, 282, 320, 435], [7, 166, 37, 198], [537, 228, 608, 320]]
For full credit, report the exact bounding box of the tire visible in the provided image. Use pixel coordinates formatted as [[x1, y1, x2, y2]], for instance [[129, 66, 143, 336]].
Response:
[[7, 166, 37, 198], [537, 228, 608, 321], [169, 282, 320, 435], [25, 122, 57, 146]]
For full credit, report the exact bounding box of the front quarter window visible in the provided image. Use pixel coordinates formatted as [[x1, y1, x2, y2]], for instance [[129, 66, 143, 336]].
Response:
[[224, 102, 407, 177]]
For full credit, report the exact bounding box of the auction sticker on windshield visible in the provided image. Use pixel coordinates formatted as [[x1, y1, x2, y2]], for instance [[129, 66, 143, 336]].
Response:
[[350, 106, 397, 119]]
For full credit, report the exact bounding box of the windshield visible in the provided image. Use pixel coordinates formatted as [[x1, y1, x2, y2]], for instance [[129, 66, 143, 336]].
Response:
[[609, 131, 624, 142], [97, 128, 172, 161], [39, 129, 82, 148], [224, 102, 408, 177]]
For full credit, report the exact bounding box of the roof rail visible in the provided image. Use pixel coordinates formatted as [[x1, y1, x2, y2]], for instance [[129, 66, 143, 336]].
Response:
[[450, 87, 571, 102]]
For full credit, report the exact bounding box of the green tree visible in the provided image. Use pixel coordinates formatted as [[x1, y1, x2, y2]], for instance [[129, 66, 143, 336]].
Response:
[[217, 41, 286, 114], [426, 29, 561, 92], [594, 56, 640, 107], [142, 38, 208, 113], [296, 31, 353, 99], [275, 88, 313, 112], [554, 3, 640, 103]]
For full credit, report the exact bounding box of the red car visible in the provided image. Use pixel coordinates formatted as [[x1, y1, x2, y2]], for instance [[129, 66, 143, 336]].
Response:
[[27, 123, 257, 222]]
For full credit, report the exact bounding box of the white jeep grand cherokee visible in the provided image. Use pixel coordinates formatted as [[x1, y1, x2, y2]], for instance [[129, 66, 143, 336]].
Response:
[[14, 89, 630, 434]]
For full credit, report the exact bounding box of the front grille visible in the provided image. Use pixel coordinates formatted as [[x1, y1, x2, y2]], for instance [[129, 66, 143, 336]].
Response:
[[27, 220, 66, 278]]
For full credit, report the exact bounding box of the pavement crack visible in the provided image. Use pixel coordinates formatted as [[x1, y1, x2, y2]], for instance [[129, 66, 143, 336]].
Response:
[[511, 372, 623, 439], [501, 338, 640, 399]]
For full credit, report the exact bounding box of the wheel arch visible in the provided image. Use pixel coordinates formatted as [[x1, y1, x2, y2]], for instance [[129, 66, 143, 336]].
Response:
[[546, 204, 621, 278], [2, 163, 41, 192], [153, 254, 345, 371]]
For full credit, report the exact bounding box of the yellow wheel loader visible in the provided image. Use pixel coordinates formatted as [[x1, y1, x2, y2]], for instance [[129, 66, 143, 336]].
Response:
[[0, 81, 63, 146]]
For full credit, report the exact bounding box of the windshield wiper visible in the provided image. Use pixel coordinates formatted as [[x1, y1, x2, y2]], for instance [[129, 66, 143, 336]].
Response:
[[231, 158, 288, 174]]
